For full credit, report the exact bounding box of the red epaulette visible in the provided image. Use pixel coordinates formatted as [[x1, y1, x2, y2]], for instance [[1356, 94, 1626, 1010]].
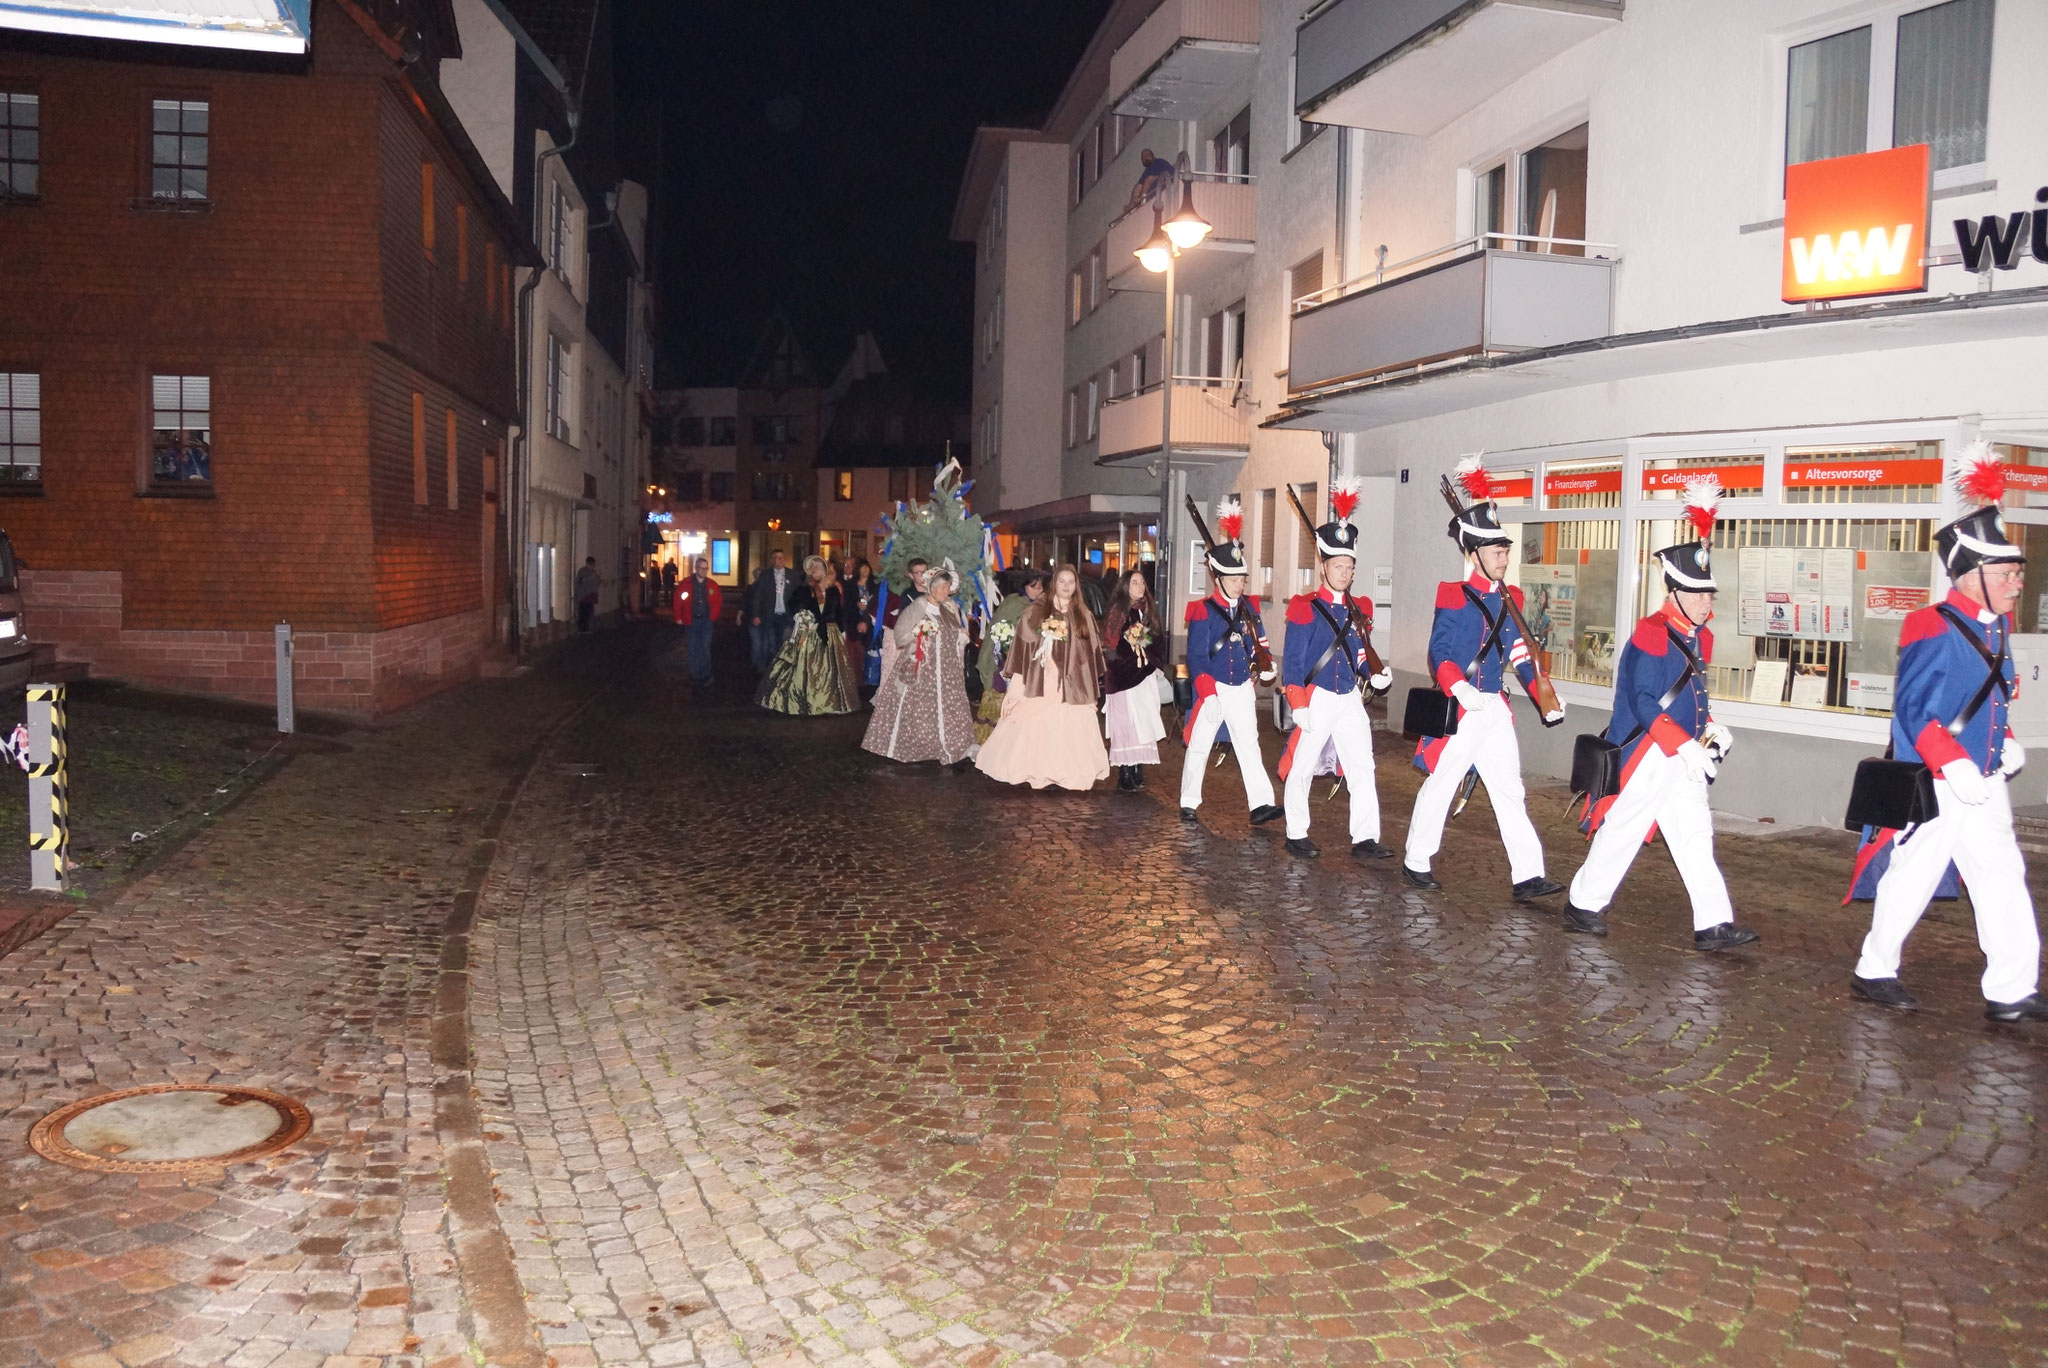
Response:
[[1897, 605, 1950, 649], [1629, 615, 1671, 654], [1183, 598, 1209, 626], [1434, 581, 1465, 610], [1286, 594, 1315, 626], [1506, 584, 1526, 609]]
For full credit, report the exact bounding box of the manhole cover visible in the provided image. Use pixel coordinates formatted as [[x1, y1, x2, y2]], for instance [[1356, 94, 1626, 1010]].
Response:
[[29, 1084, 312, 1173]]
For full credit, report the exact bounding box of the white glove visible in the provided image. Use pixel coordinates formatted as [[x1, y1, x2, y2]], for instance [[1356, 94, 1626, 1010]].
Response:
[[1542, 705, 1566, 726], [1676, 739, 1718, 784], [1450, 681, 1493, 714], [2000, 738, 2025, 778], [1369, 668, 1393, 692], [1701, 722, 1734, 761], [1942, 757, 1991, 805]]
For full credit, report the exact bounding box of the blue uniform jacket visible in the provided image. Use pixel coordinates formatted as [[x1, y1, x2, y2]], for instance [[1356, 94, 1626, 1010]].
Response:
[[1184, 592, 1267, 689], [1605, 606, 1714, 755], [1890, 590, 2014, 775], [1428, 574, 1537, 698], [1284, 588, 1374, 695]]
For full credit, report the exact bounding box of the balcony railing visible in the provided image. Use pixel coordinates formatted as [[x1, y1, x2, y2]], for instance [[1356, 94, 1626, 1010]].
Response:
[[1099, 380, 1251, 459], [1110, 0, 1260, 120], [1296, 0, 1622, 135], [1104, 175, 1256, 292], [1287, 238, 1617, 393]]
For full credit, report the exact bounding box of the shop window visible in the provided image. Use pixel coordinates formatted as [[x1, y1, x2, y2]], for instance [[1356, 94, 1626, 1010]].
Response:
[[1541, 456, 1623, 510], [1631, 513, 1934, 715], [1505, 519, 1621, 689], [150, 373, 211, 485], [3, 93, 38, 197], [1642, 453, 1765, 501], [1782, 440, 1941, 504], [0, 372, 39, 483]]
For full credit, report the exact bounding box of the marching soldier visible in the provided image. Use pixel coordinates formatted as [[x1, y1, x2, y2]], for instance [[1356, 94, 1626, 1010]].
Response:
[[1280, 478, 1395, 860], [1180, 498, 1283, 827], [1402, 456, 1566, 899], [1564, 477, 1759, 951], [1851, 445, 2046, 1020]]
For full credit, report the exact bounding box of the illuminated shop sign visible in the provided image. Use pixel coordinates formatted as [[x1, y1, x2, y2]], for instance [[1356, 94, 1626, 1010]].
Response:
[[0, 0, 311, 52], [1782, 144, 1930, 304], [1783, 458, 1943, 487]]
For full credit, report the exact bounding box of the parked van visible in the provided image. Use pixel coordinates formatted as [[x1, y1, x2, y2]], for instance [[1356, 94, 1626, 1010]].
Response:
[[0, 533, 32, 692]]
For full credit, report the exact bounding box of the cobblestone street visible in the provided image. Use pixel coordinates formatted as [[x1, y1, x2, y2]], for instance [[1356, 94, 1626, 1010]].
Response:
[[7, 628, 2048, 1366]]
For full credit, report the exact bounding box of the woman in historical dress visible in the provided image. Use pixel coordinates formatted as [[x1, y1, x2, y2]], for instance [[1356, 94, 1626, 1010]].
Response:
[[1101, 568, 1166, 791], [756, 555, 857, 716], [862, 563, 976, 766], [972, 569, 1041, 751], [976, 563, 1110, 791], [845, 559, 879, 696]]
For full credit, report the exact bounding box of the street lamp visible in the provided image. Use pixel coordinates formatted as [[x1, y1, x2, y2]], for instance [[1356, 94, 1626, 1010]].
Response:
[[1134, 156, 1208, 644]]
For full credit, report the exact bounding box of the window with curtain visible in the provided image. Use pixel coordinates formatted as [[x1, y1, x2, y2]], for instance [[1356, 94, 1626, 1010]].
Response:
[[1786, 26, 1871, 169], [1894, 0, 1994, 171], [150, 374, 211, 484]]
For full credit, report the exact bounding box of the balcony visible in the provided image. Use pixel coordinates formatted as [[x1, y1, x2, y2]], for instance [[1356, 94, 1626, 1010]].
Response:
[[1104, 177, 1256, 294], [1099, 382, 1251, 461], [1110, 0, 1260, 120], [1296, 0, 1622, 135], [1287, 241, 1616, 393]]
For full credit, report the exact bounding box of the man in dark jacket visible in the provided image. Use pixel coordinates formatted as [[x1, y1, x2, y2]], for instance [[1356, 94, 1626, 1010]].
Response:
[[745, 550, 797, 672]]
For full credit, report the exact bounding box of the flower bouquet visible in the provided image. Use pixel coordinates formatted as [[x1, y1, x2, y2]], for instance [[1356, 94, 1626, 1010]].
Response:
[[911, 615, 939, 672], [791, 609, 818, 634], [1123, 621, 1152, 668]]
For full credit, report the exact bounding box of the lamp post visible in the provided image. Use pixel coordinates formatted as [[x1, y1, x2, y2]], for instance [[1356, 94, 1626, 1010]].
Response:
[[1135, 156, 1211, 645]]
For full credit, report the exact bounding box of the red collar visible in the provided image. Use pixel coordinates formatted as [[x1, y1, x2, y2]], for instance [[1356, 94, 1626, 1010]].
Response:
[[1317, 585, 1347, 603], [1660, 601, 1704, 637], [1211, 590, 1238, 610], [1465, 571, 1495, 595]]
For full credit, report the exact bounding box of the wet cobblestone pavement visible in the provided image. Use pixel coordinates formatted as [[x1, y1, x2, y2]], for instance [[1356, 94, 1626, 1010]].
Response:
[[6, 627, 2048, 1366]]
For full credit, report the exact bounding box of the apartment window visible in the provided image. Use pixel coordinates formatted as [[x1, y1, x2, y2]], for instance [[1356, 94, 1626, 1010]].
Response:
[[887, 467, 911, 502], [1065, 386, 1080, 448], [1202, 299, 1247, 386], [1113, 113, 1142, 157], [412, 392, 428, 505], [1286, 58, 1325, 152], [1520, 123, 1588, 254], [708, 471, 734, 502], [992, 291, 1003, 351], [150, 374, 211, 485], [444, 407, 459, 511], [1086, 377, 1100, 440], [544, 334, 571, 442], [1210, 107, 1250, 180], [456, 203, 469, 281], [1477, 163, 1508, 244], [150, 99, 209, 202], [988, 400, 1000, 459], [1290, 251, 1324, 311], [1069, 265, 1084, 325], [0, 373, 39, 482], [1787, 27, 1871, 168], [752, 415, 802, 444], [1071, 148, 1084, 205], [678, 416, 706, 446], [834, 469, 853, 501], [546, 176, 573, 280], [1087, 245, 1104, 313], [708, 416, 737, 445], [678, 472, 704, 502], [421, 163, 435, 256], [1256, 489, 1276, 588], [2, 94, 38, 197], [1128, 344, 1149, 393], [752, 471, 799, 502], [1895, 0, 1994, 170]]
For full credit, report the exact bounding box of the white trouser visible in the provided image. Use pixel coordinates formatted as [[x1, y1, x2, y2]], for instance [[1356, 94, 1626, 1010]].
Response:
[[1856, 777, 2040, 1003], [1283, 686, 1379, 842], [1403, 698, 1546, 882], [1179, 679, 1275, 812], [1567, 745, 1733, 930]]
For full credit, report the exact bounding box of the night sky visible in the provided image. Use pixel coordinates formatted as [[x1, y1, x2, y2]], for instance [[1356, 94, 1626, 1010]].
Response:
[[614, 0, 1113, 399]]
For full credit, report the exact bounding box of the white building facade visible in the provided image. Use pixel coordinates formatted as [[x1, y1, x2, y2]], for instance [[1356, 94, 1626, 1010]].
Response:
[[958, 0, 2048, 828]]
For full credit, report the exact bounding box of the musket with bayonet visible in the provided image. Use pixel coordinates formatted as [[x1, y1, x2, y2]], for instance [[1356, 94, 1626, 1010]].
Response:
[[1437, 474, 1564, 721], [1182, 495, 1276, 684], [1282, 482, 1387, 691]]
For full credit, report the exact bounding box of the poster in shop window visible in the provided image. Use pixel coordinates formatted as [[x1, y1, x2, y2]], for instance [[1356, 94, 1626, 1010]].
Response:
[[1735, 546, 1855, 641], [1516, 563, 1576, 654]]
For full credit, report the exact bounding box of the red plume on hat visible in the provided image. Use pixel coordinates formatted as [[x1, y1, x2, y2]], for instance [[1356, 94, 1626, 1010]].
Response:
[[1329, 476, 1362, 522], [1454, 453, 1492, 504], [1954, 439, 2007, 508], [1215, 495, 1243, 542], [1681, 473, 1721, 543]]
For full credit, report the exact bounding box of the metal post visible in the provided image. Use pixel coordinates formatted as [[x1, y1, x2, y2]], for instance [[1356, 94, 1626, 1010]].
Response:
[[1160, 248, 1177, 660], [26, 683, 68, 892], [275, 621, 295, 735]]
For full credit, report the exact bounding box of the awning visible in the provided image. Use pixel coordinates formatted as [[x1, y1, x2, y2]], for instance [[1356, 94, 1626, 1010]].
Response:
[[990, 493, 1160, 536], [1266, 285, 2048, 434], [0, 0, 310, 53]]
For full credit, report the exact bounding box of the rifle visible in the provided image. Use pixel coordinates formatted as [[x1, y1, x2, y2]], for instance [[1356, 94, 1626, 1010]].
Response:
[[1438, 474, 1563, 721], [1282, 483, 1388, 687], [1181, 496, 1276, 683]]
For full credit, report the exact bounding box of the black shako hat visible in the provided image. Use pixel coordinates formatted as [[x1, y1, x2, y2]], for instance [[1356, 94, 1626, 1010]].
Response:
[[1447, 456, 1512, 552], [1656, 474, 1721, 593], [1939, 443, 2025, 577]]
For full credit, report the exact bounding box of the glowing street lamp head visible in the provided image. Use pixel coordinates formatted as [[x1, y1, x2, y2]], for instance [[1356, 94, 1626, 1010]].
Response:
[[1134, 224, 1173, 274], [1164, 179, 1211, 250]]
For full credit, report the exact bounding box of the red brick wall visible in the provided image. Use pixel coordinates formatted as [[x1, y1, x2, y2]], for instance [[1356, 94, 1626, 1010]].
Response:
[[0, 5, 518, 708]]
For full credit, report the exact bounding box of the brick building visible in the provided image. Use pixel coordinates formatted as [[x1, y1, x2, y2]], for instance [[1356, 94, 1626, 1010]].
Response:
[[0, 0, 533, 716]]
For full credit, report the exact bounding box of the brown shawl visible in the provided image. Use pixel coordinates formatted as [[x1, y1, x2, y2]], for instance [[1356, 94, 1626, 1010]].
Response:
[[1007, 599, 1102, 705]]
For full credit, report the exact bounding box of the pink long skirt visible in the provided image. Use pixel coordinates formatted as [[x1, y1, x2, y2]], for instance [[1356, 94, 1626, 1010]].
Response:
[[975, 658, 1110, 791]]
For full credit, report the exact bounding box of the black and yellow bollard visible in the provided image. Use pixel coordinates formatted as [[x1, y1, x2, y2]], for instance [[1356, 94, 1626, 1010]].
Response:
[[27, 682, 68, 892]]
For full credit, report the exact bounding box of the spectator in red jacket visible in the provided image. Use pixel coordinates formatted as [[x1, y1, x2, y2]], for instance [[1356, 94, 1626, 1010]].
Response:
[[674, 556, 723, 688]]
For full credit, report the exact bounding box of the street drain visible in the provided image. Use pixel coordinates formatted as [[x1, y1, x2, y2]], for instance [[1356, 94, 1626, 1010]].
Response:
[[29, 1084, 312, 1173]]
